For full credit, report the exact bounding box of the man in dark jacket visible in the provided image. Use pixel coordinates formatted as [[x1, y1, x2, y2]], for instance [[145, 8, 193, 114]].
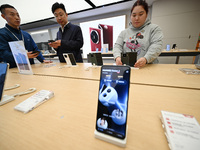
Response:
[[0, 4, 50, 68], [49, 2, 83, 63]]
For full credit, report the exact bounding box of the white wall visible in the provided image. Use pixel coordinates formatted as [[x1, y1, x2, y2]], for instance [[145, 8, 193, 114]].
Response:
[[30, 31, 50, 43], [151, 0, 200, 64]]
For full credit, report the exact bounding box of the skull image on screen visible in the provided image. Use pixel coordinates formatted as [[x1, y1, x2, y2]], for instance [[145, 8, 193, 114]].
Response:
[[112, 109, 126, 125], [99, 84, 118, 107]]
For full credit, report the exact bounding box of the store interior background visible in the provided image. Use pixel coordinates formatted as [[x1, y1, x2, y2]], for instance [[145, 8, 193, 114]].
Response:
[[0, 0, 199, 64]]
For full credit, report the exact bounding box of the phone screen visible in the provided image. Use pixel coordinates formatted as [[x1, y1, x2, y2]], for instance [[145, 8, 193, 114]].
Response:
[[0, 63, 8, 101], [96, 65, 130, 139]]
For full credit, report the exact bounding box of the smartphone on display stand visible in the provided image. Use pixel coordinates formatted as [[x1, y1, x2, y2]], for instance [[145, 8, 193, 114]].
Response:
[[121, 52, 137, 67], [63, 53, 76, 65], [89, 53, 103, 66], [96, 65, 131, 139], [0, 63, 8, 101]]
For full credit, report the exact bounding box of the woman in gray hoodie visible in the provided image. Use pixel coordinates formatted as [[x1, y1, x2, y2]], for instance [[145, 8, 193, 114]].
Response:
[[113, 0, 163, 68]]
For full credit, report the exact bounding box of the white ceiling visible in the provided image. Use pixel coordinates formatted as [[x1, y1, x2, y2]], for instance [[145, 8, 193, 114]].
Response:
[[0, 0, 156, 28], [0, 0, 90, 28]]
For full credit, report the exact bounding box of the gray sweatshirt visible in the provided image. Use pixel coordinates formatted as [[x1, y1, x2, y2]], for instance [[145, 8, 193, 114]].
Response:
[[113, 19, 163, 63]]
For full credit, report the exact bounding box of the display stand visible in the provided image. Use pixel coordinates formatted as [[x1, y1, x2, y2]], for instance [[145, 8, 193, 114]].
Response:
[[0, 95, 15, 106], [91, 65, 101, 68], [8, 41, 33, 75], [59, 64, 78, 69], [94, 126, 128, 147], [130, 66, 139, 70]]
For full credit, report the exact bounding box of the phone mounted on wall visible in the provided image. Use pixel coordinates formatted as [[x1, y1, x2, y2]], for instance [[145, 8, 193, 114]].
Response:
[[89, 28, 102, 52], [98, 24, 113, 51]]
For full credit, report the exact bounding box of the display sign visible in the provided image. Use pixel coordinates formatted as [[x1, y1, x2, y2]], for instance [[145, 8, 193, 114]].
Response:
[[8, 41, 33, 75]]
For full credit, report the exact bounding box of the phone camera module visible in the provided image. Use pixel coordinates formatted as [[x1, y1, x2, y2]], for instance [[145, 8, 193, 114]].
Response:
[[123, 54, 126, 57], [91, 30, 99, 44]]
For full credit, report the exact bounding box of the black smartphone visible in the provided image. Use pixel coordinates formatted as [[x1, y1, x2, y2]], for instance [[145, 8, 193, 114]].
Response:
[[121, 52, 137, 67], [96, 65, 131, 139], [68, 53, 76, 65], [172, 44, 176, 49], [89, 53, 103, 66], [31, 51, 40, 55], [48, 40, 55, 43], [63, 53, 76, 65], [0, 63, 8, 101]]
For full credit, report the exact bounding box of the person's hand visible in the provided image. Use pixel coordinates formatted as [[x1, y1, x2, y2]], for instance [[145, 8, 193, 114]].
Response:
[[115, 57, 122, 65], [27, 51, 39, 58], [134, 57, 147, 68], [43, 60, 53, 63], [48, 40, 61, 49]]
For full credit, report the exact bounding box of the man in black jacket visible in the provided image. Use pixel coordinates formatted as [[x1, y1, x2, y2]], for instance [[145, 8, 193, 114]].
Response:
[[49, 2, 83, 62]]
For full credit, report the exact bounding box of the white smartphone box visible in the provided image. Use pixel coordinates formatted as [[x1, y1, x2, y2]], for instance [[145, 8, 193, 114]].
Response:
[[161, 110, 200, 150]]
